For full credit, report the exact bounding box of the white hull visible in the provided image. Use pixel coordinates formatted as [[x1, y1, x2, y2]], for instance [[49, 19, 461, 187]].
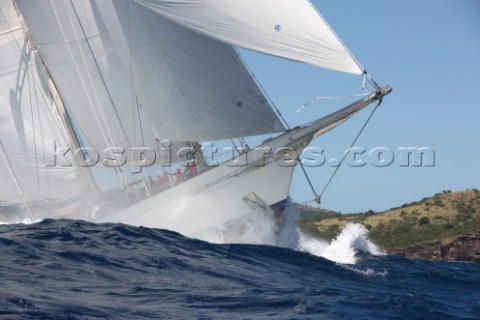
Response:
[[0, 88, 390, 233], [99, 153, 295, 236], [94, 87, 391, 236], [96, 124, 309, 235]]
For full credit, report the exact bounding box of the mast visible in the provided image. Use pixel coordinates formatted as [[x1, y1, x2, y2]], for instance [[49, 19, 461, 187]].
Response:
[[11, 0, 100, 194]]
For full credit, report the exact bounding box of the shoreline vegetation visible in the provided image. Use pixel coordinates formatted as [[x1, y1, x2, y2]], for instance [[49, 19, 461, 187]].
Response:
[[296, 189, 480, 263]]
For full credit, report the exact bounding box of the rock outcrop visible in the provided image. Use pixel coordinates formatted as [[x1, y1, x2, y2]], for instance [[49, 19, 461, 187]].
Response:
[[391, 230, 480, 263]]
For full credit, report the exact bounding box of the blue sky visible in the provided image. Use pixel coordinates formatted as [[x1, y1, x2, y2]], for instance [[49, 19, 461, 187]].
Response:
[[240, 0, 480, 213]]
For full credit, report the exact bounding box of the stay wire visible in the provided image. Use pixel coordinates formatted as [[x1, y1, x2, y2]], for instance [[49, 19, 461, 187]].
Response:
[[292, 99, 382, 207], [298, 160, 321, 204], [318, 101, 382, 199]]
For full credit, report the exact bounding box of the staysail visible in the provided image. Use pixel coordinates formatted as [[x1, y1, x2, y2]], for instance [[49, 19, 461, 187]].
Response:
[[134, 0, 363, 75]]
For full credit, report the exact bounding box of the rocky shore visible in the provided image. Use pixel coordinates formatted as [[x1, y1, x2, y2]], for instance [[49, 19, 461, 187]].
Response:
[[298, 190, 480, 263], [391, 230, 480, 263]]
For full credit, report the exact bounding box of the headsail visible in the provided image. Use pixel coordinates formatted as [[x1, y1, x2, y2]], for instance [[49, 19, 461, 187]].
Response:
[[134, 0, 363, 75]]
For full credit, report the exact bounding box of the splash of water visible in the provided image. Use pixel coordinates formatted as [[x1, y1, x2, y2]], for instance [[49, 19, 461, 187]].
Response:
[[196, 205, 384, 265], [195, 207, 278, 245], [0, 217, 41, 225], [1, 196, 383, 265], [297, 223, 384, 264]]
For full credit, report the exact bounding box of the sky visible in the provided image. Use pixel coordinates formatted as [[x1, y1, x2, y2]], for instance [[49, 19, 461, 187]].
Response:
[[238, 0, 480, 213]]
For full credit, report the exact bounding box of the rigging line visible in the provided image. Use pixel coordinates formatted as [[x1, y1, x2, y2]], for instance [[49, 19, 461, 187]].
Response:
[[296, 92, 371, 114], [10, 2, 50, 191], [135, 97, 146, 149], [1, 7, 40, 208], [48, 1, 113, 153], [24, 47, 41, 193], [65, 2, 119, 152], [14, 1, 100, 197], [97, 0, 132, 190], [0, 26, 22, 36], [0, 139, 35, 219], [135, 97, 152, 192], [127, 1, 137, 149], [29, 47, 54, 192], [3, 3, 31, 65], [298, 160, 321, 204], [69, 0, 132, 148], [57, 1, 122, 170], [319, 101, 381, 199], [0, 5, 14, 34], [230, 139, 238, 151], [363, 70, 381, 91]]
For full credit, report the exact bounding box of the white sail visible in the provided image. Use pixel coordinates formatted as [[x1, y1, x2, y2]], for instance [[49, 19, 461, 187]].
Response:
[[14, 0, 156, 160], [134, 0, 363, 75], [15, 0, 285, 149], [97, 0, 285, 141], [0, 0, 88, 202], [3, 0, 391, 235]]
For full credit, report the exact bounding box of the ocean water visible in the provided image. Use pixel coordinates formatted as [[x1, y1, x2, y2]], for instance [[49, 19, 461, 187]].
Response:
[[0, 212, 479, 319]]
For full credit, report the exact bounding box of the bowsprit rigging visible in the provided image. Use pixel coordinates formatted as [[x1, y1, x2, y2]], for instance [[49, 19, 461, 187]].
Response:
[[294, 84, 391, 206]]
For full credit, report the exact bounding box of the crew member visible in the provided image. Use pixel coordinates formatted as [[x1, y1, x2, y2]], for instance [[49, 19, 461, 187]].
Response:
[[185, 160, 198, 178], [172, 168, 183, 182]]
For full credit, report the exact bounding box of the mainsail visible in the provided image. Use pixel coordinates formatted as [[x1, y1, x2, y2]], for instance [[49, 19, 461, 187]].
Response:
[[0, 0, 88, 203]]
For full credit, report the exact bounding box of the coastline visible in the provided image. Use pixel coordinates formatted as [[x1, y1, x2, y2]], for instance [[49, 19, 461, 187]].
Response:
[[297, 189, 480, 263]]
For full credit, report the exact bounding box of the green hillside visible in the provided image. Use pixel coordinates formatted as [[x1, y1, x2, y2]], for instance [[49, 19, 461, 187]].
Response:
[[297, 189, 480, 251]]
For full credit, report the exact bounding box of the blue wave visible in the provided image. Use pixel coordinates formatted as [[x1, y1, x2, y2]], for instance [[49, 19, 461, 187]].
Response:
[[0, 219, 479, 319]]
